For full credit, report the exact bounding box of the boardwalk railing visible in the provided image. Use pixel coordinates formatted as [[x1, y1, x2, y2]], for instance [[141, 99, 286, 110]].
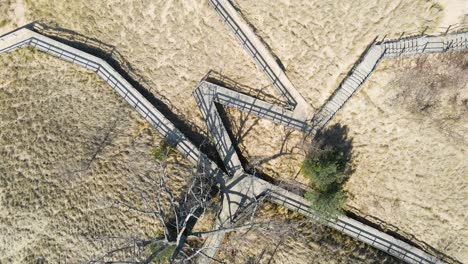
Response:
[[310, 43, 385, 130], [264, 189, 444, 264], [311, 31, 468, 131], [208, 0, 296, 107], [0, 28, 225, 181], [1, 12, 466, 264]]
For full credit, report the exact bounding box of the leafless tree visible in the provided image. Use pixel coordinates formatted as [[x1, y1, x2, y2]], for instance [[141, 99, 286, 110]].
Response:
[[88, 154, 222, 263]]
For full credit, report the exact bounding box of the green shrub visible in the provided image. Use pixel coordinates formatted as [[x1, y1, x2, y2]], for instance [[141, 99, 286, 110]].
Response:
[[302, 153, 346, 191], [305, 189, 347, 220], [302, 125, 352, 220]]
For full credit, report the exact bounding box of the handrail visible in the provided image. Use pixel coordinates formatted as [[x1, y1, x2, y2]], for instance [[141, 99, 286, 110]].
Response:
[[311, 31, 468, 131], [1, 14, 466, 264], [208, 0, 298, 108], [264, 190, 442, 264]]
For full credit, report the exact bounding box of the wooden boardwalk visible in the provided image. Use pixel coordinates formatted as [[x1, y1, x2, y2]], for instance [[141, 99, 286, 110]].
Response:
[[208, 0, 313, 120], [311, 32, 468, 130], [1, 6, 467, 263]]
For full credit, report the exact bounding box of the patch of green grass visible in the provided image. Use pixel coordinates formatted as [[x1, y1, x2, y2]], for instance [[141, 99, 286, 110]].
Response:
[[150, 139, 176, 162], [151, 244, 176, 263]]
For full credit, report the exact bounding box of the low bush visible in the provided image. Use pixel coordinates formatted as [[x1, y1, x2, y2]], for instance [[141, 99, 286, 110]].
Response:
[[302, 151, 347, 191], [305, 189, 347, 220]]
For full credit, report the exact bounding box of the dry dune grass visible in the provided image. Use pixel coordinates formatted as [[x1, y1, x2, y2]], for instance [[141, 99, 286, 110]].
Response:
[[217, 202, 401, 264], [233, 0, 445, 108], [13, 0, 272, 132], [0, 48, 196, 263], [0, 49, 396, 263], [0, 0, 460, 184], [220, 0, 459, 190], [332, 52, 468, 262], [0, 0, 12, 27], [221, 2, 467, 261], [0, 0, 466, 262], [0, 0, 452, 180]]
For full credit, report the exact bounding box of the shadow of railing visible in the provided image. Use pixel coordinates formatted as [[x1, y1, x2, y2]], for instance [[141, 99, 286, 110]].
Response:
[[440, 22, 468, 35], [203, 70, 289, 108], [29, 22, 223, 167], [265, 177, 461, 264], [347, 207, 462, 264], [264, 190, 434, 263], [208, 0, 297, 108]]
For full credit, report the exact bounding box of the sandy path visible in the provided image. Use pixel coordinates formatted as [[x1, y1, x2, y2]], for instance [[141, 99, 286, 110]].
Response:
[[11, 0, 26, 27]]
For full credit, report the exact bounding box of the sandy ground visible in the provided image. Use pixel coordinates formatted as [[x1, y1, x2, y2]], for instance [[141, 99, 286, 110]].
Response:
[[221, 1, 467, 261], [332, 52, 468, 262], [437, 0, 468, 28], [8, 0, 271, 129], [217, 202, 401, 263], [221, 0, 457, 183], [233, 0, 447, 108], [0, 49, 196, 263], [0, 50, 396, 264], [0, 0, 466, 262], [0, 0, 462, 182]]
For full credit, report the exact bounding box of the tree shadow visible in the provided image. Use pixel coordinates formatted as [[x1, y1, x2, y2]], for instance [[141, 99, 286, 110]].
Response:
[[315, 124, 352, 162], [311, 123, 354, 183]]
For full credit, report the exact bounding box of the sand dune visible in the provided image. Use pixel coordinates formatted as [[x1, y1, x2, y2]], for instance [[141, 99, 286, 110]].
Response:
[[0, 0, 466, 262], [333, 52, 467, 262], [438, 0, 468, 28], [0, 49, 194, 263]]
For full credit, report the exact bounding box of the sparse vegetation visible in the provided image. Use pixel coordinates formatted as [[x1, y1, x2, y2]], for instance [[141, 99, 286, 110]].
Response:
[[0, 0, 458, 261], [151, 244, 176, 263], [391, 52, 468, 143], [150, 139, 176, 162], [0, 1, 12, 20], [302, 124, 352, 220], [0, 49, 194, 263], [338, 52, 468, 261], [0, 19, 10, 28]]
